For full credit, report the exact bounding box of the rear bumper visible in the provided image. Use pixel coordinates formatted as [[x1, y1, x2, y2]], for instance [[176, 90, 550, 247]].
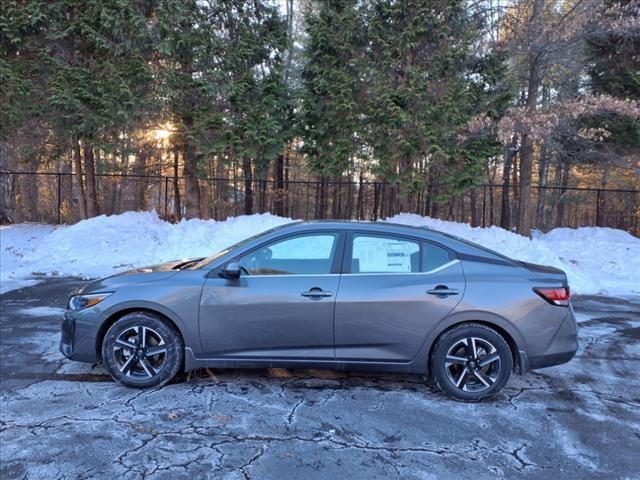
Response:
[[519, 304, 579, 373]]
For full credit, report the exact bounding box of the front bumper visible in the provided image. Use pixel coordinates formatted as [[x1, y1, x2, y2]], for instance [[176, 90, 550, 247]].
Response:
[[59, 310, 100, 363], [60, 311, 75, 358]]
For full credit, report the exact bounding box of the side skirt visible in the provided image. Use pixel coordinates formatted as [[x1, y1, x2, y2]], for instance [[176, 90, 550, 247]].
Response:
[[184, 347, 425, 375]]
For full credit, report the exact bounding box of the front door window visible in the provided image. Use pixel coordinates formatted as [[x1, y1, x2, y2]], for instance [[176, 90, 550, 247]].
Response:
[[238, 233, 338, 275]]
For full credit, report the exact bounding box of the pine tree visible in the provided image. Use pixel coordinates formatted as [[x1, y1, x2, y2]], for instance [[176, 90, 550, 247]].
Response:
[[155, 0, 288, 217], [2, 0, 154, 218], [299, 0, 364, 178], [363, 0, 491, 212], [586, 0, 640, 156]]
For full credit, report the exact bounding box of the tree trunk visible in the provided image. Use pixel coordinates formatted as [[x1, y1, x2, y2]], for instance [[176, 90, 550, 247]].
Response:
[[60, 154, 73, 221], [556, 161, 570, 227], [284, 148, 290, 216], [315, 175, 327, 219], [535, 145, 550, 230], [22, 166, 38, 222], [73, 140, 88, 220], [242, 157, 253, 215], [173, 147, 181, 218], [597, 167, 609, 227], [516, 0, 543, 237], [356, 171, 364, 220], [372, 182, 380, 220], [0, 173, 15, 224], [470, 188, 479, 226], [331, 176, 340, 218], [500, 137, 516, 229], [535, 83, 552, 230], [0, 142, 15, 223], [488, 184, 495, 226], [517, 134, 534, 236], [183, 139, 201, 219], [135, 146, 148, 211], [274, 152, 285, 216], [83, 145, 99, 218]]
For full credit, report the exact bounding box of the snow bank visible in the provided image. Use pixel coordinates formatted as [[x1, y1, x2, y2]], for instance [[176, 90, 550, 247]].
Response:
[[0, 211, 293, 293], [1, 210, 638, 296], [387, 213, 640, 297], [0, 224, 56, 293]]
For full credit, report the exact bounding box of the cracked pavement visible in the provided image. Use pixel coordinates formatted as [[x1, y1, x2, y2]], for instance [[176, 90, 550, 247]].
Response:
[[1, 278, 639, 479]]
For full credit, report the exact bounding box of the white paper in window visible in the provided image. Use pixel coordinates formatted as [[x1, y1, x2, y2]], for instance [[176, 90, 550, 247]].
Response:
[[353, 236, 419, 273]]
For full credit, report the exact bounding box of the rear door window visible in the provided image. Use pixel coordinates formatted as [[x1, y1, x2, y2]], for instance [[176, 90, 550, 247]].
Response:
[[351, 234, 420, 273]]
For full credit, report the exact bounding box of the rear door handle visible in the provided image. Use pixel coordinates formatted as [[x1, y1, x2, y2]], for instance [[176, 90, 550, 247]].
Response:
[[301, 288, 333, 298], [427, 286, 459, 296]]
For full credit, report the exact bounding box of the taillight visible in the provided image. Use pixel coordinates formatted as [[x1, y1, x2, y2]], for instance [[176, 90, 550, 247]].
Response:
[[533, 287, 570, 306]]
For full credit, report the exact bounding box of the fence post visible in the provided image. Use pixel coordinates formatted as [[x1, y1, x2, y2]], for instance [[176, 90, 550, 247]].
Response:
[[595, 189, 602, 227], [56, 173, 62, 224], [164, 176, 169, 216]]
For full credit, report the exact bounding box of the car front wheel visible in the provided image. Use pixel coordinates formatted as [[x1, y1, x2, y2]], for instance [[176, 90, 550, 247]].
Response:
[[102, 312, 183, 388], [431, 323, 513, 401]]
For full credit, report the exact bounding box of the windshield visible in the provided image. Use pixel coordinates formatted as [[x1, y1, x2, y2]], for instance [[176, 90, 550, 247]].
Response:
[[190, 222, 299, 269]]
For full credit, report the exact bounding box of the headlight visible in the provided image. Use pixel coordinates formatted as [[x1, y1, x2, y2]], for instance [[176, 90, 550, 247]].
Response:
[[67, 293, 112, 310]]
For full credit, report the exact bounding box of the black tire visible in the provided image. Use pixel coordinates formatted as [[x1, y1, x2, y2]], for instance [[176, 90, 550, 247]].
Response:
[[102, 312, 183, 388], [431, 323, 512, 401]]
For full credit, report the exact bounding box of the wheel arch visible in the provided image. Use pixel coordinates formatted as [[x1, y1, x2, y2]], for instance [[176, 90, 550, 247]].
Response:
[[96, 306, 186, 362], [424, 312, 526, 376]]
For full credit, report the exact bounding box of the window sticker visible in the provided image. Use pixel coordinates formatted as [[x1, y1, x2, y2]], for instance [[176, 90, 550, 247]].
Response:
[[353, 236, 419, 273]]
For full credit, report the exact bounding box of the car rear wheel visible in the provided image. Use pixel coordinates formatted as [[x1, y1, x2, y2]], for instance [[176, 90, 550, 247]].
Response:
[[102, 312, 183, 388], [431, 323, 512, 401]]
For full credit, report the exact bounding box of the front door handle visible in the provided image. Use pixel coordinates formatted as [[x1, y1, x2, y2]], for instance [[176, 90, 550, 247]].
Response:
[[301, 288, 333, 298], [427, 285, 459, 296]]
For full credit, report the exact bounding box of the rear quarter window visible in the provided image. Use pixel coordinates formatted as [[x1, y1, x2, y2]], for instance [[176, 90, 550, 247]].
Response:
[[423, 242, 453, 272]]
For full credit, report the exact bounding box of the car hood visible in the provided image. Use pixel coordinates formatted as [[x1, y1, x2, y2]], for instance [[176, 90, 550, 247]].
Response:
[[77, 258, 203, 294]]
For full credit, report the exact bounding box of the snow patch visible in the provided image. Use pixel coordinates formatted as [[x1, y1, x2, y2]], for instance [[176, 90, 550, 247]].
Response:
[[1, 224, 57, 293], [18, 306, 66, 317]]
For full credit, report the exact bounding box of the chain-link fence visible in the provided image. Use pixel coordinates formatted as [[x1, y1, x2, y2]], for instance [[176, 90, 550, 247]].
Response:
[[1, 171, 638, 235]]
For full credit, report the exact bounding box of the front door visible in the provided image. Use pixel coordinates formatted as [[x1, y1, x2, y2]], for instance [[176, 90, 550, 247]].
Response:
[[335, 232, 465, 362], [198, 231, 344, 359]]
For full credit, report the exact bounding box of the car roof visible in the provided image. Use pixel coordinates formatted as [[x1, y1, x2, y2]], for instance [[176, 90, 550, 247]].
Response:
[[277, 220, 517, 264], [290, 220, 432, 232], [275, 220, 447, 243]]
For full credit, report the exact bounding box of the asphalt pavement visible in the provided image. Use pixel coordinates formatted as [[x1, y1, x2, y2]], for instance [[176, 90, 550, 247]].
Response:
[[1, 278, 639, 479]]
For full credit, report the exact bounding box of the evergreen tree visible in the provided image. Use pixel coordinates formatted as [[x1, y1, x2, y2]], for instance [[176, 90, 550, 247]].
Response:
[[1, 0, 154, 218], [362, 0, 492, 211], [155, 0, 288, 217], [299, 0, 365, 177], [586, 0, 640, 156]]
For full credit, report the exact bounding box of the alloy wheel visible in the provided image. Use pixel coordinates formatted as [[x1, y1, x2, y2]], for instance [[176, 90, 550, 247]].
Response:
[[112, 326, 168, 379], [444, 336, 501, 393]]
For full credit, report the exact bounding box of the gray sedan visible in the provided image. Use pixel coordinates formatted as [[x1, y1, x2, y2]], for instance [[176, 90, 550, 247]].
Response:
[[60, 221, 578, 401]]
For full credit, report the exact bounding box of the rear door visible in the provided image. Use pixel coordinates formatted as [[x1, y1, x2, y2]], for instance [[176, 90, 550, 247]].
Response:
[[334, 231, 465, 362]]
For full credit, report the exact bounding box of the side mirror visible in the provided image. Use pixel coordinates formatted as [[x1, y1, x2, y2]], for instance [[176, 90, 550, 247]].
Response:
[[221, 261, 241, 279]]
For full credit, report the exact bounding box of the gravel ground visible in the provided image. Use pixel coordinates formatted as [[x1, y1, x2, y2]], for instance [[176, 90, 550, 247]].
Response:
[[1, 278, 639, 480]]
